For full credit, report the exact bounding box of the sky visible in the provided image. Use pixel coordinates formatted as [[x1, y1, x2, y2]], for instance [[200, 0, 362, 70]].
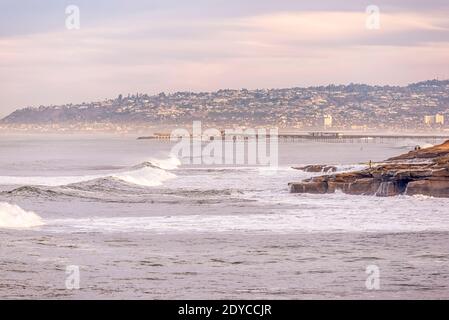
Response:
[[0, 0, 449, 116]]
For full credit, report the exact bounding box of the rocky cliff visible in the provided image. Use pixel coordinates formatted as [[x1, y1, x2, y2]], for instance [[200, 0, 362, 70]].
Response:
[[289, 140, 449, 197]]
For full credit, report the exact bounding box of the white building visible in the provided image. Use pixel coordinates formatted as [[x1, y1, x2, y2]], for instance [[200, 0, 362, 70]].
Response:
[[424, 114, 444, 125], [323, 115, 333, 128]]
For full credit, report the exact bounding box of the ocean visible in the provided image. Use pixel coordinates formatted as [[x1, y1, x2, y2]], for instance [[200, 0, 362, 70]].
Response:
[[1, 134, 449, 299]]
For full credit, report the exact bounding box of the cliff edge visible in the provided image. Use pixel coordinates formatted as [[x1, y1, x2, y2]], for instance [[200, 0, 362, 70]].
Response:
[[288, 141, 449, 197]]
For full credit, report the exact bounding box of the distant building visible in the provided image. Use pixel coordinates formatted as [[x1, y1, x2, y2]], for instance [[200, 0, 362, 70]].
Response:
[[351, 125, 367, 131], [424, 114, 444, 125], [323, 115, 333, 128], [424, 115, 434, 125]]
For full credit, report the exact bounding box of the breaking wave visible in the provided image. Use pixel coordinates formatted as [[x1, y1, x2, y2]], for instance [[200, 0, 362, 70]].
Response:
[[2, 181, 247, 205], [112, 166, 176, 187], [0, 156, 179, 188], [147, 155, 181, 170], [0, 202, 44, 229]]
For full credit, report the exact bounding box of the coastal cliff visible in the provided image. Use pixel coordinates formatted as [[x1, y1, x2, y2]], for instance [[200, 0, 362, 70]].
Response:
[[288, 140, 449, 197]]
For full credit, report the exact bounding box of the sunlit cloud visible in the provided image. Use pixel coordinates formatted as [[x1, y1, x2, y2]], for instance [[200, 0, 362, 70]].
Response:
[[0, 5, 448, 115]]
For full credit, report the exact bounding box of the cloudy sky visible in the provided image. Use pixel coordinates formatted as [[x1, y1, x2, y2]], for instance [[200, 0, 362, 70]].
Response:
[[0, 0, 448, 116]]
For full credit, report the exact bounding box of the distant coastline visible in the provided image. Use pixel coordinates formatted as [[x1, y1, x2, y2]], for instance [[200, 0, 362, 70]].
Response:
[[1, 79, 448, 133]]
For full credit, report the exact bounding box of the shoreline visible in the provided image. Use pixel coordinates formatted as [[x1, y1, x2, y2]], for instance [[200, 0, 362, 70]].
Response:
[[289, 140, 449, 197]]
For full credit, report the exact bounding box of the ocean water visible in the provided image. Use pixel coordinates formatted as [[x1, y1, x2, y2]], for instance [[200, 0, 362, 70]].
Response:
[[1, 134, 449, 299]]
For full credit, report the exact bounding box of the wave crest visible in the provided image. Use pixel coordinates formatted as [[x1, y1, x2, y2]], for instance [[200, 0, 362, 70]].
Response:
[[112, 166, 176, 187], [0, 202, 44, 229], [0, 156, 179, 188], [146, 155, 181, 170]]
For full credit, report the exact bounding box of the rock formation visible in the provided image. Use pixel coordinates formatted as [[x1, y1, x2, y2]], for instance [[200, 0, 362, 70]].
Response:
[[292, 164, 337, 173], [289, 140, 449, 197]]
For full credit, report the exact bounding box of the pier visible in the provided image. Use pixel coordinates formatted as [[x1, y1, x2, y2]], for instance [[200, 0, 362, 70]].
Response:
[[137, 132, 449, 144]]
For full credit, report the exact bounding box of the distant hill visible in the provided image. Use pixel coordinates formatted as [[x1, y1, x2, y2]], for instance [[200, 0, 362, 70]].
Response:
[[2, 79, 449, 130]]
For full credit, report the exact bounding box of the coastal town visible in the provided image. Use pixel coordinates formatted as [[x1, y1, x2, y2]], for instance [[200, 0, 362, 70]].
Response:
[[1, 79, 448, 133]]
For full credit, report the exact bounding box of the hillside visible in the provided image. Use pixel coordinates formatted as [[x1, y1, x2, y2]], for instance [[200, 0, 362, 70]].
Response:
[[2, 80, 449, 130]]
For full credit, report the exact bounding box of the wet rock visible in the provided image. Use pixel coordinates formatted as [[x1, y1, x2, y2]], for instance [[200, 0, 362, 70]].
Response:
[[289, 140, 449, 197], [375, 181, 407, 197], [292, 165, 337, 173], [347, 178, 381, 195], [405, 180, 449, 197], [289, 180, 328, 193]]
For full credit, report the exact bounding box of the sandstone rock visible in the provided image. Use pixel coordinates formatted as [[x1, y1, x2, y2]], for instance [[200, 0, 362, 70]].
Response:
[[409, 170, 433, 178], [405, 180, 449, 197], [348, 178, 381, 195], [388, 140, 449, 161], [431, 168, 449, 177], [288, 181, 328, 193], [289, 139, 449, 197]]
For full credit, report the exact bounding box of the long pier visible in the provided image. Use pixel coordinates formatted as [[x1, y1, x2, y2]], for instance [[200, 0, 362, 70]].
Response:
[[138, 132, 449, 144]]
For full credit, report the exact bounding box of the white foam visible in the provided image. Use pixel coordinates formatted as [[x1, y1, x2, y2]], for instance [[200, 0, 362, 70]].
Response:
[[41, 192, 449, 234], [0, 202, 44, 229], [147, 155, 181, 170], [0, 156, 178, 187], [113, 166, 176, 187], [46, 202, 449, 234], [335, 164, 368, 172]]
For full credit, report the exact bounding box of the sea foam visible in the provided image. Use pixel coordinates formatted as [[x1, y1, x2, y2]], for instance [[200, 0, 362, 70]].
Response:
[[0, 156, 179, 188], [113, 165, 176, 187], [0, 202, 44, 229], [146, 155, 181, 170]]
